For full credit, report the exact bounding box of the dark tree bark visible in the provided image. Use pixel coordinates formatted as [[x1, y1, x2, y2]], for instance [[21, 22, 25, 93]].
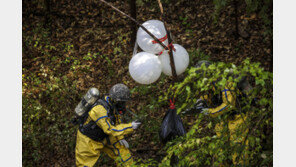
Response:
[[45, 0, 52, 35], [130, 0, 137, 48]]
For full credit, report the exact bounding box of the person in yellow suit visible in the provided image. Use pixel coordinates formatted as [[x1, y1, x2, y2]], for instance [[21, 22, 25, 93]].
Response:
[[183, 61, 252, 166], [75, 83, 141, 167]]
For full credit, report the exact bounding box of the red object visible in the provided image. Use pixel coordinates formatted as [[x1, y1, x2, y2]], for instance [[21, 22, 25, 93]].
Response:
[[119, 111, 123, 114], [157, 43, 175, 56], [169, 99, 175, 109], [152, 34, 168, 44], [168, 43, 176, 51]]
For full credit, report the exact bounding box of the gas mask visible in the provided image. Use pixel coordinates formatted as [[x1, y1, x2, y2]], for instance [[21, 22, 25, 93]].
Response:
[[238, 76, 252, 94], [114, 101, 126, 115]]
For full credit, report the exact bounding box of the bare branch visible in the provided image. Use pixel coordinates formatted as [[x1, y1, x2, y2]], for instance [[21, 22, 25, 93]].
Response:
[[157, 0, 178, 80], [98, 0, 169, 51]]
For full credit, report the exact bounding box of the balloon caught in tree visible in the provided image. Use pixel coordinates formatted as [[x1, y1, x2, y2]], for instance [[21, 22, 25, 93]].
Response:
[[136, 20, 168, 54], [129, 52, 162, 84], [129, 19, 190, 84], [158, 44, 189, 76]]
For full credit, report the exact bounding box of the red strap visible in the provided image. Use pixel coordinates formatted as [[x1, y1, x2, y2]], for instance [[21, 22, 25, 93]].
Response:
[[152, 34, 168, 44], [158, 50, 164, 55], [158, 43, 175, 56], [169, 99, 175, 109], [168, 43, 176, 52]]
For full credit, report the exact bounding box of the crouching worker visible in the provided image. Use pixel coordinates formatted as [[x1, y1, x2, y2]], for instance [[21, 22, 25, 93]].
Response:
[[183, 60, 253, 166], [74, 83, 141, 167]]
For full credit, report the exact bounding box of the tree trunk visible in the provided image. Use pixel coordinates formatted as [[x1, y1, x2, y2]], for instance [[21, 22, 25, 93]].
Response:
[[130, 0, 137, 48], [45, 0, 51, 35]]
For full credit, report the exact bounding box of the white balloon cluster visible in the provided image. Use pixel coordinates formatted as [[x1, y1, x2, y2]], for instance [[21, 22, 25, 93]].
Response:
[[129, 20, 189, 84]]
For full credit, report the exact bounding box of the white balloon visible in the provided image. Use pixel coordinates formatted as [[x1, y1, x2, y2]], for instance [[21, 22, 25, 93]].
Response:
[[158, 44, 189, 76], [137, 20, 168, 54], [129, 52, 162, 84]]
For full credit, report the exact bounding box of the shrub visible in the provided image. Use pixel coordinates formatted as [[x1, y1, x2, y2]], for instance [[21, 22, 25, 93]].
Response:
[[155, 59, 272, 166]]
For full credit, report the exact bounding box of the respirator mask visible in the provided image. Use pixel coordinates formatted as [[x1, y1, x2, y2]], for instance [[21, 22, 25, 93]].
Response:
[[114, 101, 126, 115]]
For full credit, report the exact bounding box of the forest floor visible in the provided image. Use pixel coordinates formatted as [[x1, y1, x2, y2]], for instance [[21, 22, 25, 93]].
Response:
[[22, 0, 272, 166]]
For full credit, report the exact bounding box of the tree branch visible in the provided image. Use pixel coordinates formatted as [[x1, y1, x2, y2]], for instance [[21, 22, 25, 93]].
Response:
[[98, 0, 170, 51], [157, 0, 178, 80]]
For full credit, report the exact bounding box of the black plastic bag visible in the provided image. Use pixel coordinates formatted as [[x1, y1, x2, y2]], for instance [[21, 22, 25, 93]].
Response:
[[159, 100, 186, 143]]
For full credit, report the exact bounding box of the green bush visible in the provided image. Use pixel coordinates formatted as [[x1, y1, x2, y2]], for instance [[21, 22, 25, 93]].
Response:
[[155, 59, 273, 166], [131, 58, 272, 166], [22, 75, 80, 166]]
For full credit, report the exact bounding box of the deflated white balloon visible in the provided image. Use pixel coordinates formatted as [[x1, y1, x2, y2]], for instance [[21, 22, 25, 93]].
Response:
[[129, 52, 162, 84], [137, 20, 168, 54], [158, 44, 189, 76]]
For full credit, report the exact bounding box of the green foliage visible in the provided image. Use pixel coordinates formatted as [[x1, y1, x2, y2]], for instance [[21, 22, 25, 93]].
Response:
[[131, 158, 158, 167], [179, 16, 192, 32], [23, 75, 80, 166], [129, 75, 170, 144], [155, 58, 272, 166], [83, 52, 97, 61], [130, 58, 272, 166]]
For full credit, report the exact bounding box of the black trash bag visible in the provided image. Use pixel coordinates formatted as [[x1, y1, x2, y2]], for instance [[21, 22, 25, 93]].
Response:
[[159, 100, 186, 143]]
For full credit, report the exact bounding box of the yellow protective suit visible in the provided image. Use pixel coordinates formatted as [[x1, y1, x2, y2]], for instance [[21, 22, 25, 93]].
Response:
[[201, 83, 248, 165], [75, 97, 134, 167]]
